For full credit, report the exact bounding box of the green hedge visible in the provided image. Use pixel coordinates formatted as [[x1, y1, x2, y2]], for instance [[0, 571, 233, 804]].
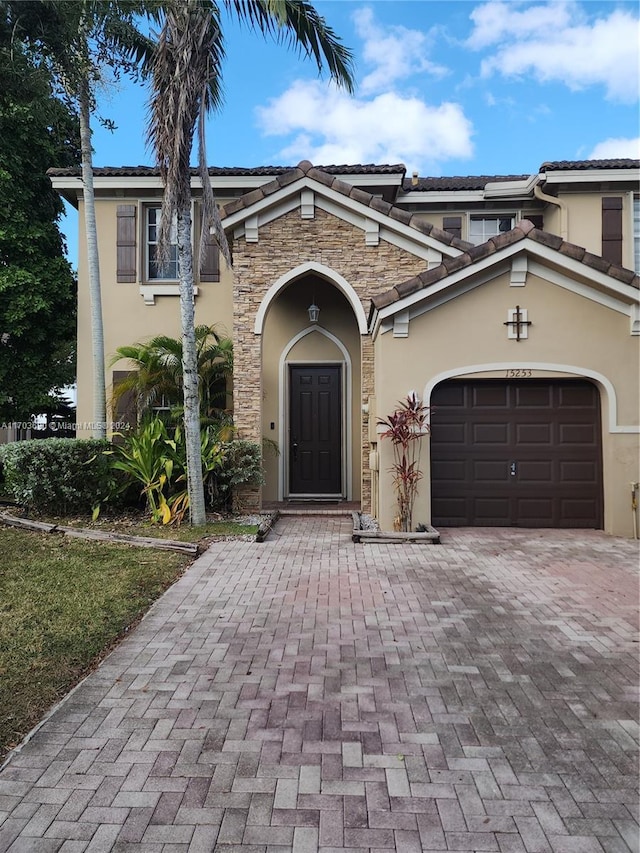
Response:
[[0, 439, 113, 515]]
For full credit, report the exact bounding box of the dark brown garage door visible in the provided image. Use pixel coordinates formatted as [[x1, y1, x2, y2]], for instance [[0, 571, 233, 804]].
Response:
[[430, 380, 603, 528]]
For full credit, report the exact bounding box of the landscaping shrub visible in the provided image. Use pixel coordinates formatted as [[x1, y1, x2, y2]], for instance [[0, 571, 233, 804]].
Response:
[[0, 438, 113, 515], [378, 393, 429, 532], [106, 418, 226, 525], [206, 439, 264, 510]]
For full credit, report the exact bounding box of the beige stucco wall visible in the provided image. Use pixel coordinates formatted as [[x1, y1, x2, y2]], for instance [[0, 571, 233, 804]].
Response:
[[373, 268, 639, 537], [231, 206, 431, 509], [75, 196, 234, 436], [558, 191, 635, 268]]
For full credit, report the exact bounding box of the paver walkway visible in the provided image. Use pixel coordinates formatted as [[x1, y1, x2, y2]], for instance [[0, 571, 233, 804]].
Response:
[[0, 518, 638, 853]]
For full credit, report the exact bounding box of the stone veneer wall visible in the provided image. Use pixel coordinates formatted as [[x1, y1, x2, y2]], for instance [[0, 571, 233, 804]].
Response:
[[232, 206, 432, 512]]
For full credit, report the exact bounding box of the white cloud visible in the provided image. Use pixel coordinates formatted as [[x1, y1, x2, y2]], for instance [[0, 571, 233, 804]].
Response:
[[353, 7, 448, 94], [468, 0, 575, 48], [589, 137, 640, 159], [253, 7, 473, 174], [255, 80, 473, 173], [468, 1, 640, 103]]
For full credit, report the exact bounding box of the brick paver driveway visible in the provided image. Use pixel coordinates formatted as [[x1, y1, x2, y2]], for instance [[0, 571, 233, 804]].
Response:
[[0, 517, 638, 853]]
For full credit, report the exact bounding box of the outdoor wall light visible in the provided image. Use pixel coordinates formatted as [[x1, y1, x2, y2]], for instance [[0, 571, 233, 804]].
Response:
[[308, 301, 320, 323]]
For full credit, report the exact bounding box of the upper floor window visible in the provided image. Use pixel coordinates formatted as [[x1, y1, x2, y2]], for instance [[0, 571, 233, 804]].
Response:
[[147, 206, 178, 280], [469, 215, 514, 246]]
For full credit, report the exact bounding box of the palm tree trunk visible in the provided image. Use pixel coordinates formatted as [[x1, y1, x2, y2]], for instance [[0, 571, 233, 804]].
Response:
[[79, 71, 106, 439], [176, 199, 206, 525]]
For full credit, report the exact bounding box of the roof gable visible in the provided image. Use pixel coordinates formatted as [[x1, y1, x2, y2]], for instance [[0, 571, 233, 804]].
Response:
[[220, 160, 471, 262], [371, 220, 640, 336]]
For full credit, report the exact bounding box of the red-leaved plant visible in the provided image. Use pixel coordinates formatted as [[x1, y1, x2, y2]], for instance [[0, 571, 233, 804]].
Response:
[[378, 392, 430, 532]]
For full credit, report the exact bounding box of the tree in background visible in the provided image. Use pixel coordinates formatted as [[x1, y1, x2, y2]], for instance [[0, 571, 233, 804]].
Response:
[[0, 14, 78, 421], [148, 0, 354, 524], [3, 0, 158, 438]]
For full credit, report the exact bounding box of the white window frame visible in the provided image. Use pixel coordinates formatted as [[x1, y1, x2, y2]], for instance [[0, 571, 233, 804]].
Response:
[[145, 205, 178, 281], [468, 213, 516, 246]]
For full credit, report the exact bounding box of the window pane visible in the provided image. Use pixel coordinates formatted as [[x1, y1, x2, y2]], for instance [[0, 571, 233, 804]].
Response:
[[469, 216, 514, 245], [146, 206, 178, 280]]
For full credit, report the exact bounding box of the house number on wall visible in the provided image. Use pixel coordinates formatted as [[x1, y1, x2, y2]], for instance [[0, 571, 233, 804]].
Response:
[[505, 369, 533, 378]]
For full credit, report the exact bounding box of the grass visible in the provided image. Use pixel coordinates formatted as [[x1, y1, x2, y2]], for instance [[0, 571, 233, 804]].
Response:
[[0, 526, 191, 764]]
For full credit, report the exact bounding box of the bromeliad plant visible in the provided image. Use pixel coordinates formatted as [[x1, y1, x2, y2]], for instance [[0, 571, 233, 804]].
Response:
[[378, 392, 430, 532]]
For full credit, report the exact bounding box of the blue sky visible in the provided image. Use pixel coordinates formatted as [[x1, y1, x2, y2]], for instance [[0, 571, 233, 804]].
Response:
[[62, 0, 639, 260]]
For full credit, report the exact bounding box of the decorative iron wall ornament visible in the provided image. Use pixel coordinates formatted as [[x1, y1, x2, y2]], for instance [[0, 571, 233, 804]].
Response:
[[504, 306, 531, 341]]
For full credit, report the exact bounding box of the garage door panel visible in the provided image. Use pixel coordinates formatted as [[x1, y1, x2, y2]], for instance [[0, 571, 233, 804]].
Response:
[[432, 460, 466, 481], [515, 385, 553, 408], [516, 498, 554, 524], [559, 423, 598, 444], [431, 497, 468, 525], [474, 498, 511, 523], [560, 460, 598, 482], [473, 423, 509, 444], [430, 379, 602, 528], [516, 423, 552, 444], [561, 498, 600, 522], [559, 384, 599, 408], [518, 461, 553, 482], [473, 460, 510, 481], [473, 385, 509, 407], [430, 422, 466, 445], [433, 383, 466, 407]]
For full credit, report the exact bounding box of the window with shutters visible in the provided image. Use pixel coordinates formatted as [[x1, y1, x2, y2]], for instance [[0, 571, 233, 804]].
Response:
[[117, 203, 220, 288], [468, 215, 514, 245], [146, 206, 178, 280]]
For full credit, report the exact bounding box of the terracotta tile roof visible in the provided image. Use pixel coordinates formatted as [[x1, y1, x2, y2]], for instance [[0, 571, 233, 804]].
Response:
[[218, 160, 471, 251], [48, 159, 639, 182], [371, 220, 640, 312], [47, 163, 407, 178], [402, 174, 530, 192], [540, 159, 640, 171]]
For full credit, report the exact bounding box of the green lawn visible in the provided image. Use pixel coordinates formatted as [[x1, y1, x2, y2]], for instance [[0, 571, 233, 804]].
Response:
[[0, 527, 192, 763]]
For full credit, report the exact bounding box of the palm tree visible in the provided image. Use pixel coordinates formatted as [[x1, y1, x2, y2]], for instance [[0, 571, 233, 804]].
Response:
[[68, 2, 159, 439], [147, 0, 354, 524], [6, 1, 159, 438], [111, 325, 233, 423]]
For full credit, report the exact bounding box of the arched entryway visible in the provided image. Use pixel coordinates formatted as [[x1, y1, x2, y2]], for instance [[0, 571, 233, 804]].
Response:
[[259, 268, 362, 503]]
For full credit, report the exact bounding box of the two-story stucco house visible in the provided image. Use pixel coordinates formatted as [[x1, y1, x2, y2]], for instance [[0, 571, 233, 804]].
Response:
[[49, 158, 640, 536]]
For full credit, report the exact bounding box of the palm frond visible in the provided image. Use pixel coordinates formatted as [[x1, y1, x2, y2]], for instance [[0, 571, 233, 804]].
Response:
[[226, 0, 354, 92]]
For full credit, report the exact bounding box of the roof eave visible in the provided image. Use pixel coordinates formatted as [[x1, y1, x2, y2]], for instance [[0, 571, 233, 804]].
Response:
[[540, 168, 640, 185]]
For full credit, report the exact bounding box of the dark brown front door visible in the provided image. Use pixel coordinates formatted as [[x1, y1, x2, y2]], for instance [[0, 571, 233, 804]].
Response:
[[289, 365, 342, 495], [430, 380, 603, 528]]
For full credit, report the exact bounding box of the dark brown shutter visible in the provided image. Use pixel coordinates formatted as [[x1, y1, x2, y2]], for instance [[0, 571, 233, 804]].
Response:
[[527, 215, 544, 230], [442, 216, 462, 239], [111, 370, 137, 432], [116, 205, 137, 282], [602, 197, 623, 265], [199, 207, 220, 282]]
